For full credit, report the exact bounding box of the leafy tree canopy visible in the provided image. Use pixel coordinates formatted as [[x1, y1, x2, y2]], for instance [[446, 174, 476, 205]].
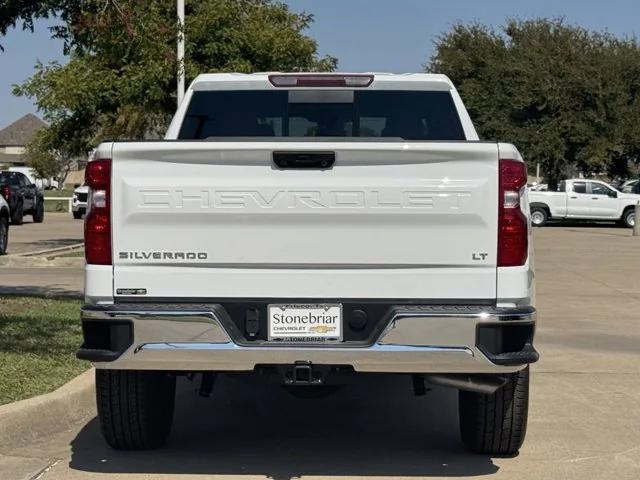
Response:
[[5, 0, 336, 160], [428, 18, 640, 185], [25, 125, 77, 185]]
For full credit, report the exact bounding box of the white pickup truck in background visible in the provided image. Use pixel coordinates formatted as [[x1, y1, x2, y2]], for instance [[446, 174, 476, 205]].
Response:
[[529, 179, 638, 227], [71, 184, 89, 219], [78, 73, 537, 455]]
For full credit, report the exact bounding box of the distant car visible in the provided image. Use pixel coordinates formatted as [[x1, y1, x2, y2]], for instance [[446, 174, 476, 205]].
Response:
[[72, 185, 89, 219], [529, 183, 548, 191], [529, 179, 638, 227], [0, 194, 9, 254], [0, 171, 44, 225], [7, 166, 58, 190], [620, 179, 639, 194]]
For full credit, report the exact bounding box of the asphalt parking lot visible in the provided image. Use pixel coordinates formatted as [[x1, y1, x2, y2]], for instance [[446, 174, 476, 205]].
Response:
[[0, 213, 84, 297], [7, 212, 83, 255], [1, 224, 639, 479]]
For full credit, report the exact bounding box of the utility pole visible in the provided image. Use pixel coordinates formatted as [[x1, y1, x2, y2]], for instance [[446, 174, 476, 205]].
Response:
[[177, 0, 185, 109], [634, 201, 640, 237]]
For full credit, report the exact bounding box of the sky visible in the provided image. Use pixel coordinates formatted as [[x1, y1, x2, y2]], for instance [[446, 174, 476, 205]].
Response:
[[1, 0, 639, 129]]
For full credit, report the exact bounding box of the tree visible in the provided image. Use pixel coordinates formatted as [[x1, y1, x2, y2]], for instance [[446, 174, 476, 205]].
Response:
[[6, 0, 336, 159], [0, 1, 75, 50], [428, 19, 640, 187], [24, 122, 78, 186]]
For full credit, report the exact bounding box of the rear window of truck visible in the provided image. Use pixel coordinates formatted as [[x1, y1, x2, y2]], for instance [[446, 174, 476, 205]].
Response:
[[0, 172, 20, 186], [178, 90, 465, 141]]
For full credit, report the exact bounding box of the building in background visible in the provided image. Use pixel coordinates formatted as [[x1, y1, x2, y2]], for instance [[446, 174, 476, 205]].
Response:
[[0, 113, 47, 167], [0, 114, 87, 189]]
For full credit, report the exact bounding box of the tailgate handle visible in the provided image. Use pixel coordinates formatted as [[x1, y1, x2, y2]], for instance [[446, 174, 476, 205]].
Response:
[[273, 151, 335, 169]]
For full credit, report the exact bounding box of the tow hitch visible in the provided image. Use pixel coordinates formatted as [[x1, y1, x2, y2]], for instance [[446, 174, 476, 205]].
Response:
[[254, 362, 355, 388], [286, 361, 323, 385]]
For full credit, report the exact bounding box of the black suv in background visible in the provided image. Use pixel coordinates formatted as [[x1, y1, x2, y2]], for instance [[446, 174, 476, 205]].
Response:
[[0, 171, 44, 225]]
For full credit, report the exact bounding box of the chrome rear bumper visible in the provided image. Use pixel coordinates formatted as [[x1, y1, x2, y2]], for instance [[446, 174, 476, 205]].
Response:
[[79, 304, 537, 374]]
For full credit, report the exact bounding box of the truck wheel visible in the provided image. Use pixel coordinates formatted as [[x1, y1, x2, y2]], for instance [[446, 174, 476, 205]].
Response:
[[0, 215, 8, 254], [458, 366, 530, 455], [11, 201, 23, 225], [530, 207, 548, 227], [32, 200, 44, 223], [73, 210, 83, 220], [621, 208, 635, 228], [96, 370, 176, 450]]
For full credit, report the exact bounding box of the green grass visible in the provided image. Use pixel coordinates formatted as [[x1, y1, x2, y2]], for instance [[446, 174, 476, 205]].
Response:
[[0, 297, 87, 405], [43, 198, 71, 213], [43, 189, 75, 213]]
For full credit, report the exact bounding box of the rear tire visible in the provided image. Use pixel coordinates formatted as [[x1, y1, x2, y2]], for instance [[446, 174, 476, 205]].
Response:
[[530, 207, 548, 227], [96, 370, 176, 450], [72, 210, 83, 220], [32, 200, 44, 223], [621, 207, 635, 228], [0, 215, 8, 254], [11, 201, 23, 225], [459, 366, 530, 455]]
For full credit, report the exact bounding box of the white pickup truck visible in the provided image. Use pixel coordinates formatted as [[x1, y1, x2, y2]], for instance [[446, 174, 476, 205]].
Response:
[[78, 73, 537, 454], [529, 179, 638, 227]]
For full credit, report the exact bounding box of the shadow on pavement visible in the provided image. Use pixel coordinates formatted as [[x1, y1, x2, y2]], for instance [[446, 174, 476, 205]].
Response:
[[69, 374, 499, 479], [0, 285, 82, 299], [543, 220, 622, 229]]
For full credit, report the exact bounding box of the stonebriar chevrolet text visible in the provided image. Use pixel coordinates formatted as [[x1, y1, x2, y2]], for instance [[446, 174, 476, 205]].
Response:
[[78, 73, 538, 454]]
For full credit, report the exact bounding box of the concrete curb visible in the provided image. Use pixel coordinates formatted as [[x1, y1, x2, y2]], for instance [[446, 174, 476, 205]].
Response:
[[0, 243, 84, 267], [0, 369, 96, 449], [17, 243, 84, 258], [0, 289, 84, 300]]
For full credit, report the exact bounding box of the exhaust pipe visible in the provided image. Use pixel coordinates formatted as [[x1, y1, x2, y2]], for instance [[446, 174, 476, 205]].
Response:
[[424, 374, 507, 394]]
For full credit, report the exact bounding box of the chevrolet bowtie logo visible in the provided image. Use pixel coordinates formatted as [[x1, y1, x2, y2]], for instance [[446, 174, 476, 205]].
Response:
[[309, 325, 336, 334]]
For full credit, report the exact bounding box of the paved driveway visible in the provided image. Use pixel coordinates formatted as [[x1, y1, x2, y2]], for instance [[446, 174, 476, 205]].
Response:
[[0, 267, 83, 297], [2, 226, 640, 479], [7, 212, 83, 255], [0, 212, 84, 297]]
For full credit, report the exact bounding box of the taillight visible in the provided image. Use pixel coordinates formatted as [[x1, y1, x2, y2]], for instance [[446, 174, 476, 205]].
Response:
[[498, 159, 528, 267], [0, 185, 9, 201], [84, 159, 112, 265], [268, 74, 374, 88]]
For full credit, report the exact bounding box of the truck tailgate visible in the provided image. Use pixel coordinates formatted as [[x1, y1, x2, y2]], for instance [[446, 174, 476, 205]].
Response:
[[111, 141, 499, 300]]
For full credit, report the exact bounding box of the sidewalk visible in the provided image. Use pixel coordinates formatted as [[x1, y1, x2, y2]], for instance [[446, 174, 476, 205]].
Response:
[[1, 212, 84, 298], [0, 267, 83, 298]]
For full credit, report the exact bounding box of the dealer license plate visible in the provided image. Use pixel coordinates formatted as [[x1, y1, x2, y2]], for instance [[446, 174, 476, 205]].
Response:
[[268, 304, 342, 342]]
